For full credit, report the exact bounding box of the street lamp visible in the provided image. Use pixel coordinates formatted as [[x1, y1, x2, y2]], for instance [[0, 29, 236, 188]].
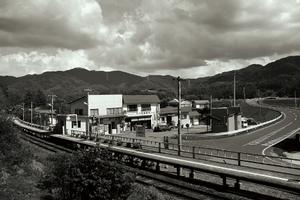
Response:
[[66, 114, 78, 136], [21, 103, 25, 121], [233, 71, 236, 107], [48, 94, 57, 126], [295, 90, 297, 109], [30, 101, 33, 124]]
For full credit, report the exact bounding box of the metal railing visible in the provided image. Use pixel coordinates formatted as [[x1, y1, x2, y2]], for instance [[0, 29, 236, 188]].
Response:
[[100, 134, 300, 176], [16, 118, 51, 131]]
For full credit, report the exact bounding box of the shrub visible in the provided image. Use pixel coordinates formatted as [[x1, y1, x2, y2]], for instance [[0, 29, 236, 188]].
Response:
[[126, 142, 132, 148], [39, 148, 135, 200], [80, 134, 87, 139], [109, 140, 116, 145], [132, 142, 142, 149], [89, 136, 95, 141], [116, 139, 123, 146], [128, 185, 175, 200], [103, 139, 109, 143]]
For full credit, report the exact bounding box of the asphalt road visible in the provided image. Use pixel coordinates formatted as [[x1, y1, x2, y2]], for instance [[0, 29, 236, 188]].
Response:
[[190, 100, 300, 156]]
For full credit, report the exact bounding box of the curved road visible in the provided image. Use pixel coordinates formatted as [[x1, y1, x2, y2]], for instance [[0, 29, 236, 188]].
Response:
[[192, 100, 300, 156]]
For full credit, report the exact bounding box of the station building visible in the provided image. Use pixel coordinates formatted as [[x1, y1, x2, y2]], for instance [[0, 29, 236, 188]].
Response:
[[192, 100, 209, 109], [211, 106, 242, 133], [60, 94, 125, 136], [159, 106, 204, 127], [58, 94, 160, 136], [123, 95, 160, 130]]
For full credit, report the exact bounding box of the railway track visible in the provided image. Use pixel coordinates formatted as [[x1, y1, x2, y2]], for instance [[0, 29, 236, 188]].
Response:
[[18, 131, 300, 200], [133, 168, 299, 200], [19, 132, 73, 153]]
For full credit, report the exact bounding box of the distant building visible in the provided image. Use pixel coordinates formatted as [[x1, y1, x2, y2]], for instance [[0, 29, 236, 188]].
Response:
[[159, 106, 204, 127], [34, 106, 57, 126], [211, 106, 242, 133], [192, 100, 209, 109], [123, 95, 160, 130], [61, 94, 125, 136], [168, 99, 192, 107]]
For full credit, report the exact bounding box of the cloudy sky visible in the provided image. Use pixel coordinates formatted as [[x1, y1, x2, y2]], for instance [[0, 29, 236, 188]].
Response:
[[0, 0, 300, 78]]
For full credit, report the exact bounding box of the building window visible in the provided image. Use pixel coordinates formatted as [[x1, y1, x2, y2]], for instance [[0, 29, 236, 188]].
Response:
[[107, 107, 122, 115], [72, 121, 81, 128], [75, 109, 83, 115], [141, 104, 151, 111], [90, 109, 99, 116], [128, 105, 137, 112], [161, 117, 165, 122]]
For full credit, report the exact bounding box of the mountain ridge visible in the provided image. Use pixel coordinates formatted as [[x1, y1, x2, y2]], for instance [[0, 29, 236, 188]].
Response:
[[0, 55, 299, 105]]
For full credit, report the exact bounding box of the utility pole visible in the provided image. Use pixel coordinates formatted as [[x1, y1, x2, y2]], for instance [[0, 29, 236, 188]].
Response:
[[295, 90, 297, 109], [22, 103, 25, 121], [30, 101, 33, 124], [209, 95, 213, 132], [233, 71, 236, 107], [48, 94, 57, 125], [84, 88, 92, 139], [243, 86, 246, 101], [257, 89, 261, 120], [176, 76, 183, 156]]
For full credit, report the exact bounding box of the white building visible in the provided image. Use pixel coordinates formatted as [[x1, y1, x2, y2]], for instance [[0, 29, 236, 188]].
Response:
[[88, 94, 123, 116], [159, 106, 201, 128], [62, 94, 125, 136], [60, 94, 161, 136], [192, 100, 209, 109], [123, 95, 160, 130]]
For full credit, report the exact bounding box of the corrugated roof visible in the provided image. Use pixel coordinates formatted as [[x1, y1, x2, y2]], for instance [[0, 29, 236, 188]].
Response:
[[160, 106, 191, 115], [193, 100, 209, 104], [189, 111, 200, 117], [68, 96, 87, 104], [123, 95, 160, 104]]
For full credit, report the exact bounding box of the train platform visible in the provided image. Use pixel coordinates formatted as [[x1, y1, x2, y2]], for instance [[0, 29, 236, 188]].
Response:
[[51, 134, 300, 182], [13, 118, 50, 133]]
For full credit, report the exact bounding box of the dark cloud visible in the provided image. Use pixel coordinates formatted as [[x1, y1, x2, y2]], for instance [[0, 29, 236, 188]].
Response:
[[96, 0, 141, 24], [0, 0, 102, 49]]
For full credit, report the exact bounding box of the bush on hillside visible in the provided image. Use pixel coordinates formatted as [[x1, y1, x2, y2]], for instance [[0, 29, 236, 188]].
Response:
[[39, 148, 135, 200]]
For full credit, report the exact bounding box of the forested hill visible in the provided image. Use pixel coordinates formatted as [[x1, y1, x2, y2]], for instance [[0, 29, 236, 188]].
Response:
[[0, 55, 299, 107], [202, 56, 300, 98]]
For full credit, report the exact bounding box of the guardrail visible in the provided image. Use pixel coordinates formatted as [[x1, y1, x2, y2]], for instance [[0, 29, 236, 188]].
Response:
[[100, 134, 300, 176], [52, 134, 300, 196], [108, 144, 300, 195], [15, 118, 52, 131]]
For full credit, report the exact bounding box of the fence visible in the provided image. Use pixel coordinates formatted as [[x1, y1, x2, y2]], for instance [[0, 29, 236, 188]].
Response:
[[16, 118, 51, 131], [101, 134, 300, 176]]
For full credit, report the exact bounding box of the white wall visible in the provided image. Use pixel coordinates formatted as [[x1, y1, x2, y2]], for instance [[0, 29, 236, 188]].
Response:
[[227, 115, 235, 131], [169, 115, 191, 127], [235, 114, 242, 130], [65, 116, 87, 135], [191, 117, 199, 126], [88, 95, 122, 116]]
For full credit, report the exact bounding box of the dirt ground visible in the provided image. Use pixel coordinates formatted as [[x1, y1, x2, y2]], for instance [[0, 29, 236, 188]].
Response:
[[118, 125, 210, 142]]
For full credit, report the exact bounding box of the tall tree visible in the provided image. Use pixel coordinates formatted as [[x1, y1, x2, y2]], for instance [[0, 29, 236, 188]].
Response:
[[23, 91, 34, 108], [35, 90, 47, 107]]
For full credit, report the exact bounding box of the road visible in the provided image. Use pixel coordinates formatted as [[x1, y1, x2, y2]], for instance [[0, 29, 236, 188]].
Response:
[[188, 100, 300, 156]]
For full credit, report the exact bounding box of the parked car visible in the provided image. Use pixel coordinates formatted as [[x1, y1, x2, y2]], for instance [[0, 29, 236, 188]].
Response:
[[153, 125, 173, 132]]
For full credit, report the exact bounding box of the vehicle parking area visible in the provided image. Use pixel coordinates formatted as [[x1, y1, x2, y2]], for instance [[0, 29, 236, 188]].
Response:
[[119, 125, 210, 142]]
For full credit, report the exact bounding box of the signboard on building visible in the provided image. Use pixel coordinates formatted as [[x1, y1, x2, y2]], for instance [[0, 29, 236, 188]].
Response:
[[136, 125, 145, 137]]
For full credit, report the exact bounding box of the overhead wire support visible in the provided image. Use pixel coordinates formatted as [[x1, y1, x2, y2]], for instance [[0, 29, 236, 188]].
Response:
[[175, 76, 184, 156]]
